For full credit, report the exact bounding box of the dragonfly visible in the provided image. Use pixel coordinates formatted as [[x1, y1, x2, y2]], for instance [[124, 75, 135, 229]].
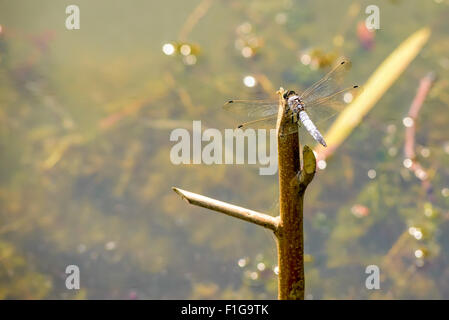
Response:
[[223, 57, 362, 147]]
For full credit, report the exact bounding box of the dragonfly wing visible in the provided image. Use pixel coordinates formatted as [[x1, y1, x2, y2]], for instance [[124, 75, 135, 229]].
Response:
[[236, 115, 277, 130], [279, 120, 319, 147], [300, 57, 353, 105], [298, 123, 317, 147], [223, 99, 278, 118], [305, 85, 363, 125]]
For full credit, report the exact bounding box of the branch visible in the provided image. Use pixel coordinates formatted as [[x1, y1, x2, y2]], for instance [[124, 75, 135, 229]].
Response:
[[178, 0, 213, 42], [404, 72, 435, 195], [293, 145, 317, 194], [275, 88, 307, 300], [172, 187, 279, 232]]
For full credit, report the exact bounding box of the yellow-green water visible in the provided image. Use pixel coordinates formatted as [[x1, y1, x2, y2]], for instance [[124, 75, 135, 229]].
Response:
[[0, 0, 448, 299]]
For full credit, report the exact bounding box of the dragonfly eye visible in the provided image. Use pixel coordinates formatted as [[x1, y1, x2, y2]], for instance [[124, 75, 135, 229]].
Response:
[[283, 90, 296, 99]]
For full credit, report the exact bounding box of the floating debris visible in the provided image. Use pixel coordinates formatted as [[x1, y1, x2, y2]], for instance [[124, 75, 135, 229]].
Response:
[[351, 204, 370, 218], [357, 21, 375, 50]]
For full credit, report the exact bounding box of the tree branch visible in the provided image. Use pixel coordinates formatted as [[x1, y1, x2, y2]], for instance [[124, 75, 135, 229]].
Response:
[[173, 88, 316, 300], [404, 72, 435, 196], [293, 145, 317, 194], [276, 88, 309, 300], [172, 187, 279, 232]]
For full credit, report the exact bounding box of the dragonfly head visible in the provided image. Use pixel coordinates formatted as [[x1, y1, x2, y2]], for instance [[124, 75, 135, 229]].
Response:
[[284, 90, 303, 112], [283, 90, 297, 99]]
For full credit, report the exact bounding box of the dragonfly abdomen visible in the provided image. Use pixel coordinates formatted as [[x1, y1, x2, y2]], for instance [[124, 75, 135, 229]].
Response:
[[298, 110, 327, 147]]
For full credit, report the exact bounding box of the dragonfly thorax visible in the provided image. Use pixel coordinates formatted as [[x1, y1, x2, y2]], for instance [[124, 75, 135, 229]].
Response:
[[287, 94, 305, 113]]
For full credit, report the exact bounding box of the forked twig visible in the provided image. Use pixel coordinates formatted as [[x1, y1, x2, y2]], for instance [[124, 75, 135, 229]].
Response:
[[172, 88, 316, 300]]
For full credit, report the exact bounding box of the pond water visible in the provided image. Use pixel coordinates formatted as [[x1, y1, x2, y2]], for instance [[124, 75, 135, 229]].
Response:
[[0, 0, 448, 299]]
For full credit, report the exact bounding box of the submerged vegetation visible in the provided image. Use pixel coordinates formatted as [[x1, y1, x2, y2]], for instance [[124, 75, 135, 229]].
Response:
[[0, 0, 448, 299]]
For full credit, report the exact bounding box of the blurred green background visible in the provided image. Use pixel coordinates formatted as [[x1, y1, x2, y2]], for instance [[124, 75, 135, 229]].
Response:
[[0, 0, 448, 299]]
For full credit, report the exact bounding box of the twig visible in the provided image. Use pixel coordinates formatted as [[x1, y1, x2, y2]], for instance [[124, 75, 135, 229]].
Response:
[[382, 230, 409, 271], [297, 146, 317, 193], [172, 187, 279, 232], [256, 73, 276, 96], [178, 0, 214, 42], [98, 73, 175, 130], [381, 75, 435, 284], [172, 88, 316, 300], [404, 72, 435, 195], [275, 88, 316, 300]]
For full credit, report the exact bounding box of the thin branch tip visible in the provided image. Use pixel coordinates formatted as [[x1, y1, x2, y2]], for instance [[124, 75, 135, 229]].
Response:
[[172, 187, 192, 204], [171, 187, 279, 232]]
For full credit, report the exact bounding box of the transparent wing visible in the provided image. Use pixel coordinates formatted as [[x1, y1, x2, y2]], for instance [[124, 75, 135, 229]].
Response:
[[236, 115, 277, 130], [279, 121, 318, 147], [305, 85, 363, 125], [299, 119, 329, 147], [223, 99, 279, 118], [300, 57, 353, 105]]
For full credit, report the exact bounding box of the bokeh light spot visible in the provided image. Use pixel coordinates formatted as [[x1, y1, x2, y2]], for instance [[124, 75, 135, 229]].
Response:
[[183, 55, 197, 65], [317, 160, 327, 170], [441, 188, 449, 197], [273, 266, 279, 275], [275, 12, 287, 25], [300, 54, 311, 65], [162, 43, 175, 55], [343, 92, 354, 103], [250, 271, 259, 280], [238, 258, 247, 268], [403, 158, 413, 168], [415, 249, 424, 259], [402, 117, 414, 127], [241, 46, 254, 58], [180, 44, 191, 56], [420, 147, 430, 158], [243, 75, 257, 87]]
